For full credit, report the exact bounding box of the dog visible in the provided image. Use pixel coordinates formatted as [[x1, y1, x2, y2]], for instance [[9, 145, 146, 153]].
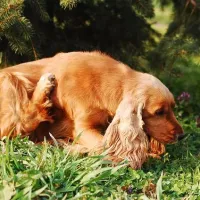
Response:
[[0, 51, 184, 168]]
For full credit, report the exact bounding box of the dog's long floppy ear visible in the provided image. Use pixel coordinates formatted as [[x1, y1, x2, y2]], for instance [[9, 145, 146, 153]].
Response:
[[0, 72, 34, 138], [102, 95, 148, 169]]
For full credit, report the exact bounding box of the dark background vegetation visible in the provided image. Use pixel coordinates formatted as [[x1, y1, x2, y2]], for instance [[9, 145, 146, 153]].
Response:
[[0, 1, 200, 199], [0, 0, 200, 118]]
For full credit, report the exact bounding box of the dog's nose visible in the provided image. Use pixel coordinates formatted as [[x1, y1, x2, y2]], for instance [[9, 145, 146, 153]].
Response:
[[177, 133, 185, 141]]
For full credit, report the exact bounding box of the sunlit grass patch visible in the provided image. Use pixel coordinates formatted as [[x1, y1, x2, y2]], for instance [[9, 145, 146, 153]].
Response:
[[0, 117, 200, 199]]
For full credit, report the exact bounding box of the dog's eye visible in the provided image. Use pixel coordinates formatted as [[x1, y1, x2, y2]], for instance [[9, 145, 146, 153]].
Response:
[[155, 109, 164, 116]]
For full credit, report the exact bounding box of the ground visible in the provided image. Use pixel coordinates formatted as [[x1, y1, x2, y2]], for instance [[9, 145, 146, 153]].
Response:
[[0, 116, 200, 199]]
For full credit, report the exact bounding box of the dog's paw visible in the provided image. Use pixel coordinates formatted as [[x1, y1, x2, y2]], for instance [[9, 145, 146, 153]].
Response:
[[33, 73, 57, 123], [35, 73, 56, 104], [38, 73, 56, 96]]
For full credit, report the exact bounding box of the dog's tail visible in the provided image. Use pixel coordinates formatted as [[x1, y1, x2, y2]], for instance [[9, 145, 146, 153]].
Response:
[[0, 71, 34, 138]]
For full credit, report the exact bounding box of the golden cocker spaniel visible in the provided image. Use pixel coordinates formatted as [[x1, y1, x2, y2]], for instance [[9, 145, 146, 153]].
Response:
[[0, 51, 184, 168]]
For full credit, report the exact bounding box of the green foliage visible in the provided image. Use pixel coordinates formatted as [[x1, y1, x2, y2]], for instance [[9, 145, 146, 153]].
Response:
[[147, 30, 200, 117], [158, 0, 200, 39], [60, 0, 79, 9], [148, 36, 200, 69], [147, 1, 200, 115], [0, 0, 34, 56], [154, 57, 200, 116], [25, 0, 50, 22], [0, 0, 158, 67], [0, 116, 200, 199], [132, 0, 155, 18], [0, 0, 53, 63], [166, 0, 200, 38], [149, 0, 200, 92]]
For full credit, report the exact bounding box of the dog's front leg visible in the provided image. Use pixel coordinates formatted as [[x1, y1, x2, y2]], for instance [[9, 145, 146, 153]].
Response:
[[73, 119, 103, 151]]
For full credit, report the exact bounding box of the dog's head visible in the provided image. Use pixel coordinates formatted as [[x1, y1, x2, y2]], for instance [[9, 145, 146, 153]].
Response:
[[136, 73, 184, 144], [103, 73, 183, 168]]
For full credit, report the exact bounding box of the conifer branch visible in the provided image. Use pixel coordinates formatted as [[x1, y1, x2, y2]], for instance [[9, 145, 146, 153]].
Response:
[[31, 39, 38, 60], [0, 2, 22, 18]]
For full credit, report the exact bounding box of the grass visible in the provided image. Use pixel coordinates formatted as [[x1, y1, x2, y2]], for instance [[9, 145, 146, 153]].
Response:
[[0, 116, 200, 200]]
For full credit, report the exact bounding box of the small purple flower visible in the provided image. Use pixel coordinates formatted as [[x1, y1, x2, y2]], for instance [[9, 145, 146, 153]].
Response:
[[126, 186, 133, 194], [177, 92, 190, 102]]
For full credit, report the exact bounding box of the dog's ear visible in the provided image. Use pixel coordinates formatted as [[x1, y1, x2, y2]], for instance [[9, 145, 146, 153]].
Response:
[[102, 95, 148, 169]]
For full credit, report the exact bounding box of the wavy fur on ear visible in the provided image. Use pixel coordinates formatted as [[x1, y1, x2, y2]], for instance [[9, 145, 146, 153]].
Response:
[[102, 95, 148, 169], [0, 72, 34, 137], [149, 137, 165, 158], [0, 72, 55, 138]]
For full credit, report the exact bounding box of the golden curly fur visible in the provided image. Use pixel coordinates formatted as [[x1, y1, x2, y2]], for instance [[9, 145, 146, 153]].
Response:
[[0, 51, 183, 168]]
